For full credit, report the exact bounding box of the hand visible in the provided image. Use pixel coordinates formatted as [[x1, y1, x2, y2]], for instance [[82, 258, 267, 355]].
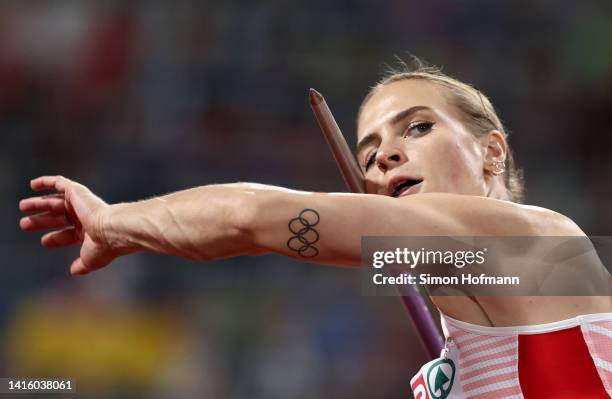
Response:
[[19, 176, 117, 276]]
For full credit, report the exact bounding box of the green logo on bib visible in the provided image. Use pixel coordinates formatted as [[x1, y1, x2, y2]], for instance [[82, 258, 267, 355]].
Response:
[[426, 358, 455, 399]]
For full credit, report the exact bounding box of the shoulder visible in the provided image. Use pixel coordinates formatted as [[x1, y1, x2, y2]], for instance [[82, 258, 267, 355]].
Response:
[[397, 193, 584, 236]]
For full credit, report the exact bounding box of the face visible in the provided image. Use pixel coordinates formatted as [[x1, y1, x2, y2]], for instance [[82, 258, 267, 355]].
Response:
[[357, 79, 488, 198]]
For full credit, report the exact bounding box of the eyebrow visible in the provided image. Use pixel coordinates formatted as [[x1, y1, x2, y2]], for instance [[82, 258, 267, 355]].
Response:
[[356, 105, 432, 156]]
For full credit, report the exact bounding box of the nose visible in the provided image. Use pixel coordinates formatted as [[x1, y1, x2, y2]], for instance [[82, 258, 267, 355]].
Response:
[[375, 147, 405, 173]]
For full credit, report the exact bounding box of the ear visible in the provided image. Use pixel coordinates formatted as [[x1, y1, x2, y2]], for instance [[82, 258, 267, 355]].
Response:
[[483, 130, 507, 176]]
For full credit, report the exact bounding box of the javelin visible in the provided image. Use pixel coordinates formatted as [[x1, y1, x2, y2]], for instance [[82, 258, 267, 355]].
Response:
[[309, 88, 444, 359]]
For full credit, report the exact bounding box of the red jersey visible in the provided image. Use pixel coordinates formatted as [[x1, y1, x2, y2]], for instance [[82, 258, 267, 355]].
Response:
[[410, 313, 612, 398]]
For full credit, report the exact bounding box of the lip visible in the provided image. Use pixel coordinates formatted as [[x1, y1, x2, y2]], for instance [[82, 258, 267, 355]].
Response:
[[386, 175, 423, 197], [397, 181, 423, 197]]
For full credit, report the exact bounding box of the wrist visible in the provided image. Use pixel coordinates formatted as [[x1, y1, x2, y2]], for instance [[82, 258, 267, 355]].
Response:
[[93, 204, 139, 255]]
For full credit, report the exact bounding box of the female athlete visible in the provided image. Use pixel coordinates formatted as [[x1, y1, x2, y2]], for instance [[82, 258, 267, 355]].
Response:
[[19, 65, 612, 398]]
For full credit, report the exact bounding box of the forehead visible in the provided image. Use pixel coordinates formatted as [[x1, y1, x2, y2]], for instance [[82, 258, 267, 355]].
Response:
[[357, 79, 451, 140]]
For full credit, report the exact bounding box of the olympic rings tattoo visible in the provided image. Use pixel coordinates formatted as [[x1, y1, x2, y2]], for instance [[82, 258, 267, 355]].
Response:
[[286, 208, 320, 258]]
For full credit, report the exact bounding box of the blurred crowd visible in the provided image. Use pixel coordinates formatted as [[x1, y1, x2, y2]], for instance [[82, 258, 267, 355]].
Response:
[[1, 1, 611, 398]]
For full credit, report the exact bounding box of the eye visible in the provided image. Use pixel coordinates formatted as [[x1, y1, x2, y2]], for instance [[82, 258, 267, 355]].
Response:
[[364, 151, 377, 171], [404, 121, 434, 137]]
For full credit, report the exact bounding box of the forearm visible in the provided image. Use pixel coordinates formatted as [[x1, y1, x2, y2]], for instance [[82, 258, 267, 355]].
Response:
[[99, 184, 263, 260], [98, 182, 373, 266]]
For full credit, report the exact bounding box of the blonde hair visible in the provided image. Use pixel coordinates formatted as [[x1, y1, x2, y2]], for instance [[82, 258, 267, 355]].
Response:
[[360, 59, 525, 203]]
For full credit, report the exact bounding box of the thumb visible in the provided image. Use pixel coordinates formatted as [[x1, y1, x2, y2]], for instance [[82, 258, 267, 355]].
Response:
[[69, 258, 89, 276], [70, 235, 115, 276]]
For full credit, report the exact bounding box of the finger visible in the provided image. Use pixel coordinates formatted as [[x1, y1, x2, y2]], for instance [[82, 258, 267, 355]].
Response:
[[70, 258, 89, 276], [30, 175, 70, 193], [19, 195, 65, 214], [20, 213, 70, 231], [41, 227, 81, 248]]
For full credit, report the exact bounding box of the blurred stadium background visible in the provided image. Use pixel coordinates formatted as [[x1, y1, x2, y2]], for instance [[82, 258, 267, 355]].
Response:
[[1, 1, 611, 398]]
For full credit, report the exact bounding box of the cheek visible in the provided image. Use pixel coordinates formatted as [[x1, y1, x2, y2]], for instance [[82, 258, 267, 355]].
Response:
[[364, 170, 388, 194], [446, 152, 471, 185], [427, 137, 481, 185], [365, 179, 379, 194]]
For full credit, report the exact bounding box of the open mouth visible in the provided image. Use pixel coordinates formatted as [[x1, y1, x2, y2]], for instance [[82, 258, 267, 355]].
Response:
[[391, 179, 423, 197]]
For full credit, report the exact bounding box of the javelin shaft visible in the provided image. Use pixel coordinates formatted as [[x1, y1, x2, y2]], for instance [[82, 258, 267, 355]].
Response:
[[309, 89, 365, 193], [308, 88, 444, 359]]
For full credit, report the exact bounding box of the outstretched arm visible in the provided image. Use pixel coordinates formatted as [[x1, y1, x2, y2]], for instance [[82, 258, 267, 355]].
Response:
[[19, 176, 555, 275]]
